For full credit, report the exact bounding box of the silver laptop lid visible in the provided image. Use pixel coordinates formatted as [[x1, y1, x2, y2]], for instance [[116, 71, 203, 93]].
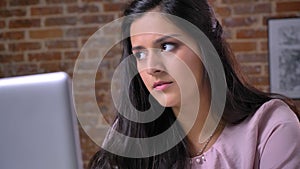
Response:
[[0, 72, 83, 169]]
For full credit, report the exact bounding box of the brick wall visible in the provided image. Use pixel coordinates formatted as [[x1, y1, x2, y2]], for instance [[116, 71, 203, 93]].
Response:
[[0, 0, 299, 168]]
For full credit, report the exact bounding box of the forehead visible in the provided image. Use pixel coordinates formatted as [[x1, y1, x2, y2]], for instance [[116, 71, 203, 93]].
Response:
[[129, 12, 200, 54], [130, 12, 184, 37]]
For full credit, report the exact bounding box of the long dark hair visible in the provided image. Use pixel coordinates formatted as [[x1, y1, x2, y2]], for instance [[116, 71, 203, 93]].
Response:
[[89, 0, 299, 168]]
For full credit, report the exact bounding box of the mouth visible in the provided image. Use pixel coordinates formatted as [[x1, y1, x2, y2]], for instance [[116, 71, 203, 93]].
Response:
[[153, 81, 173, 90]]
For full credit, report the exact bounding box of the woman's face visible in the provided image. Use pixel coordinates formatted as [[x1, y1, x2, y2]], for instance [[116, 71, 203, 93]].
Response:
[[130, 12, 205, 109]]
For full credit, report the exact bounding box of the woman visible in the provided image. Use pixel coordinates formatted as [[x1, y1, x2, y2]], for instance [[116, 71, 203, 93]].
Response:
[[89, 0, 300, 168]]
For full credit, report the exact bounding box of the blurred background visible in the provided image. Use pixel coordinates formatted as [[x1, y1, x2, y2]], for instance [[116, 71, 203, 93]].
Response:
[[0, 0, 299, 168]]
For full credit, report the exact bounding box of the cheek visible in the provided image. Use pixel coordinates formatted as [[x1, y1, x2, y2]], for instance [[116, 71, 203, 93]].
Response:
[[177, 50, 204, 84], [139, 71, 152, 89], [187, 58, 203, 79]]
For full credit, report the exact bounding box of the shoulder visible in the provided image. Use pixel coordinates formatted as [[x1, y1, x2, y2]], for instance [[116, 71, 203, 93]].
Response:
[[245, 99, 299, 143], [225, 99, 299, 140], [252, 99, 300, 168], [215, 99, 300, 168], [249, 99, 298, 128], [220, 99, 299, 143]]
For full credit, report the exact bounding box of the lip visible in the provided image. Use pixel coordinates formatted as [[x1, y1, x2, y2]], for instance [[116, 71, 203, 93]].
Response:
[[153, 81, 173, 90]]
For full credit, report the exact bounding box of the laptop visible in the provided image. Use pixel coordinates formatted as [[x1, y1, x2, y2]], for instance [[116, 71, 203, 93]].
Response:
[[0, 72, 83, 169]]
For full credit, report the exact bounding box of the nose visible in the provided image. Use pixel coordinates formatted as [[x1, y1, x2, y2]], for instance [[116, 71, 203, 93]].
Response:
[[147, 67, 162, 75], [146, 49, 164, 75]]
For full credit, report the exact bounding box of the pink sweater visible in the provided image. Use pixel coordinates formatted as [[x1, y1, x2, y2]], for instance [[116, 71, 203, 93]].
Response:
[[189, 99, 300, 169]]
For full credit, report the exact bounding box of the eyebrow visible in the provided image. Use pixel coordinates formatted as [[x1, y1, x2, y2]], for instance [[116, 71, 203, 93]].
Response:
[[154, 34, 181, 44], [131, 34, 181, 51]]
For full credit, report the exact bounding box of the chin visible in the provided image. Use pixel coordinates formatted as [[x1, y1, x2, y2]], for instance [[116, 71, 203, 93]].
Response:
[[152, 94, 179, 108]]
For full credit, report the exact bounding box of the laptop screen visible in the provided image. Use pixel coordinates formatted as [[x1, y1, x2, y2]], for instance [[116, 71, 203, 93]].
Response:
[[0, 72, 83, 169]]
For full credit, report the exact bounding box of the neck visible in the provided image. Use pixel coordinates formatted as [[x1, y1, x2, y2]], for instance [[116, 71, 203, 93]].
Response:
[[186, 97, 211, 149], [172, 82, 224, 157], [171, 100, 208, 140]]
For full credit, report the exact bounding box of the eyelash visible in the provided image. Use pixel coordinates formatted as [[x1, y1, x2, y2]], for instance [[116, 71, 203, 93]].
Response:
[[161, 42, 177, 52], [132, 42, 178, 60], [133, 50, 147, 60]]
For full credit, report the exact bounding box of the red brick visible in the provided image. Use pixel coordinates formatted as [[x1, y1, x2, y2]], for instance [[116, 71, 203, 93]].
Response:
[[260, 41, 268, 52], [236, 53, 268, 63], [95, 82, 110, 91], [80, 15, 114, 24], [39, 62, 62, 72], [105, 46, 122, 58], [263, 65, 269, 76], [60, 60, 75, 73], [98, 59, 110, 70], [229, 41, 257, 52], [28, 52, 62, 61], [67, 4, 99, 13], [45, 17, 77, 26], [3, 63, 38, 76], [101, 24, 121, 35], [81, 38, 89, 45], [40, 61, 72, 73], [0, 69, 4, 78], [66, 27, 98, 37], [29, 29, 63, 39], [0, 43, 4, 51], [255, 3, 272, 14], [0, 65, 7, 78], [215, 7, 231, 17], [234, 3, 271, 15], [263, 15, 298, 26], [9, 42, 41, 52], [255, 86, 269, 92], [276, 2, 300, 13], [223, 29, 233, 39], [46, 40, 78, 49], [0, 31, 24, 40], [103, 3, 126, 12], [96, 93, 109, 104], [0, 9, 26, 17], [64, 51, 79, 60], [9, 19, 40, 28], [222, 0, 252, 3], [46, 0, 77, 4], [248, 76, 269, 86], [31, 6, 63, 16], [95, 71, 103, 80], [9, 0, 39, 6], [241, 65, 262, 75], [223, 16, 257, 27], [0, 54, 24, 63], [78, 128, 99, 169], [0, 1, 7, 8], [236, 29, 267, 39], [0, 20, 5, 28], [39, 62, 60, 72]]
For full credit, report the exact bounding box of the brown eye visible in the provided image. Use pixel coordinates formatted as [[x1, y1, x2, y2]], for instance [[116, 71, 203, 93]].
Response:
[[161, 43, 176, 52]]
